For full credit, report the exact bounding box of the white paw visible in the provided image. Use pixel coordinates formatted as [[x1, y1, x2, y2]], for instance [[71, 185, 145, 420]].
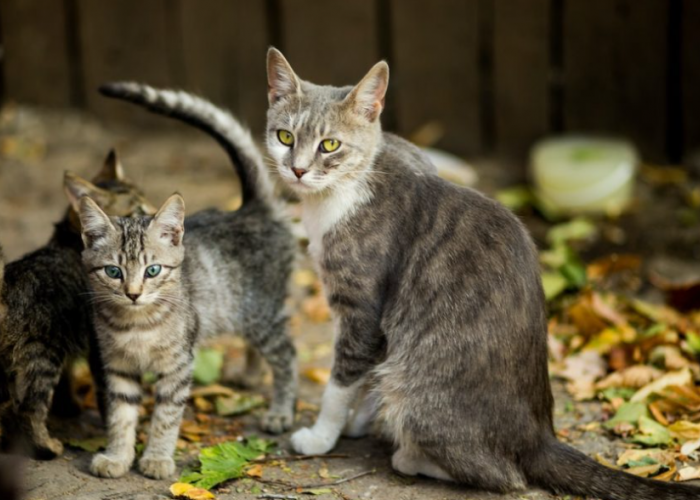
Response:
[[290, 427, 336, 455], [261, 409, 294, 435], [342, 418, 371, 438], [90, 453, 132, 478], [139, 455, 176, 479]]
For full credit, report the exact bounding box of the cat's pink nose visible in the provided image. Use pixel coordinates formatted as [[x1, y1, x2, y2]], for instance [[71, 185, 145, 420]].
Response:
[[292, 167, 307, 179]]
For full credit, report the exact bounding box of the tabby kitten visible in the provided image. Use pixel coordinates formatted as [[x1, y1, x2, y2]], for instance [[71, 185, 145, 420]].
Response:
[[76, 87, 296, 479], [0, 153, 154, 459], [266, 48, 700, 500]]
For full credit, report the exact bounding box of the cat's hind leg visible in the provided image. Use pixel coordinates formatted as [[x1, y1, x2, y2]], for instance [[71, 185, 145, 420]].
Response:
[[245, 315, 297, 434], [343, 385, 379, 438], [10, 349, 64, 459], [391, 445, 454, 482]]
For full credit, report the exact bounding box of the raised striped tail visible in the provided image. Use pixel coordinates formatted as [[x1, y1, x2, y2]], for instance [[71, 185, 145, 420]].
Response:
[[98, 82, 274, 207]]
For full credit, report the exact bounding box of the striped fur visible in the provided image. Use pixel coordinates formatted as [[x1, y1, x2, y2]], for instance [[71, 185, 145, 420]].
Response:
[[79, 101, 296, 478], [98, 82, 275, 206], [267, 48, 700, 500], [0, 153, 154, 460]]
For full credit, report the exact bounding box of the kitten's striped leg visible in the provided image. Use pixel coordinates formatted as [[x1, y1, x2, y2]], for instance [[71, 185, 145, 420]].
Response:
[[248, 317, 297, 434], [12, 345, 64, 459], [139, 357, 192, 479], [90, 369, 142, 478]]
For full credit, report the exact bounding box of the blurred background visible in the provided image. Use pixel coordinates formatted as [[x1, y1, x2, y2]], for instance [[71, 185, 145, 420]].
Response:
[[3, 3, 700, 498], [0, 0, 696, 164]]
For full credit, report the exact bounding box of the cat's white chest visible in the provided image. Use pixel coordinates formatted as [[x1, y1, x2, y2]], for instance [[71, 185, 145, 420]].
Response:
[[301, 181, 373, 264]]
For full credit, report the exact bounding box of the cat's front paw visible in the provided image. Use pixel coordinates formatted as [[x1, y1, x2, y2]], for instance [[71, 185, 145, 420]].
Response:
[[90, 453, 131, 478], [290, 427, 336, 455], [261, 409, 294, 435], [33, 436, 64, 460], [139, 455, 175, 479]]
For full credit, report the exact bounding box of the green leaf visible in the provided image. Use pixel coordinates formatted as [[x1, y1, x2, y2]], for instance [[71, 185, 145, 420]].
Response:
[[215, 393, 266, 417], [630, 416, 672, 446], [686, 331, 700, 355], [193, 348, 224, 385], [495, 186, 532, 211], [541, 271, 568, 301], [547, 217, 597, 246], [603, 402, 650, 430], [301, 488, 334, 495], [624, 456, 659, 468], [600, 387, 636, 402], [65, 436, 107, 453], [560, 261, 587, 288], [179, 437, 276, 490]]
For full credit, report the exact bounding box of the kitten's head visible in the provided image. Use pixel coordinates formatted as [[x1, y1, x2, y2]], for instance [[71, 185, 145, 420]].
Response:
[[266, 48, 389, 195], [77, 194, 186, 309], [64, 149, 157, 232]]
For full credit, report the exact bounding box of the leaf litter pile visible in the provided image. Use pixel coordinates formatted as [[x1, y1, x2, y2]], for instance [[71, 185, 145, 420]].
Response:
[[543, 216, 700, 483]]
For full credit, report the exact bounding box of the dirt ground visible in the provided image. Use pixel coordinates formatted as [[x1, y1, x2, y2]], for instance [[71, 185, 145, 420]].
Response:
[[0, 104, 691, 500]]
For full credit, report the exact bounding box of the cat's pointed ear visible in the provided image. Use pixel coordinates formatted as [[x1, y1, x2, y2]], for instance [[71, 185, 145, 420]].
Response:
[[92, 149, 125, 184], [149, 194, 185, 247], [344, 61, 389, 122], [77, 196, 115, 249], [267, 47, 302, 104], [64, 171, 110, 212]]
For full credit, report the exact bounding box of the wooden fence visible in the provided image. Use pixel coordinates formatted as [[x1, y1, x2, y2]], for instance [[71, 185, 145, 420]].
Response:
[[0, 0, 697, 165]]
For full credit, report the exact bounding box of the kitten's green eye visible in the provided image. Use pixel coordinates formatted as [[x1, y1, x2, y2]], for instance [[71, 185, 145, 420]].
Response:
[[145, 264, 162, 278], [319, 139, 341, 153], [104, 266, 123, 280], [277, 130, 295, 146]]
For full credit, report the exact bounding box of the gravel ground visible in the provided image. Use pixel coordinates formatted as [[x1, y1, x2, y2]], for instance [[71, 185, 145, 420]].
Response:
[[0, 104, 673, 500]]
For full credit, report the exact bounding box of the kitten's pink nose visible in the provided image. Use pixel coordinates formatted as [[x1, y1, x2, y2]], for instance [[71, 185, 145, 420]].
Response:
[[292, 167, 307, 179], [126, 293, 141, 303]]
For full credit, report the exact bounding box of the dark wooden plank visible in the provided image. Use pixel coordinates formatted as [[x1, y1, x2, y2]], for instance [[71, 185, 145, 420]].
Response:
[[77, 0, 178, 122], [279, 0, 379, 86], [235, 0, 272, 135], [683, 0, 700, 158], [390, 0, 480, 155], [564, 0, 668, 161], [0, 0, 73, 106], [493, 0, 550, 160]]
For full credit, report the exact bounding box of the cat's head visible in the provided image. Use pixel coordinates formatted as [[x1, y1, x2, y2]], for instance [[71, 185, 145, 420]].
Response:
[[64, 149, 157, 232], [76, 194, 186, 309], [266, 48, 389, 195]]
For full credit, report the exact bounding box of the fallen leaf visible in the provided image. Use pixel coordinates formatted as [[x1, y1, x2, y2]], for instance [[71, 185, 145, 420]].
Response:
[[681, 437, 700, 456], [669, 420, 700, 441], [293, 269, 317, 288], [245, 464, 263, 478], [301, 488, 333, 496], [215, 394, 266, 417], [596, 365, 663, 390], [190, 384, 237, 399], [302, 295, 331, 323], [677, 466, 700, 482], [631, 368, 693, 403], [170, 482, 216, 499], [65, 436, 107, 453], [631, 416, 673, 446], [194, 349, 224, 386], [194, 397, 214, 413], [604, 402, 650, 430], [303, 367, 332, 385]]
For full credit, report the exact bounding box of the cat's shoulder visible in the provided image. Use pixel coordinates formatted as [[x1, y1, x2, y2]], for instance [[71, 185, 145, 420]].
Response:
[[379, 133, 438, 177]]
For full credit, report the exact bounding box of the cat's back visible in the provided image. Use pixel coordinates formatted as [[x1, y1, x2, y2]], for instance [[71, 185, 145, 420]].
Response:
[[1, 245, 90, 350]]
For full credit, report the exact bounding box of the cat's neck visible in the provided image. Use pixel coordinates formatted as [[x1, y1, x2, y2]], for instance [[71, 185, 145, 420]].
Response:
[[301, 167, 375, 263]]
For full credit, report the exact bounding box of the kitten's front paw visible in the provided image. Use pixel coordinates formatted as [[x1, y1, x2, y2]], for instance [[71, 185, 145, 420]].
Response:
[[139, 455, 175, 479], [34, 436, 64, 460], [90, 453, 131, 478], [290, 427, 336, 455], [261, 410, 294, 435]]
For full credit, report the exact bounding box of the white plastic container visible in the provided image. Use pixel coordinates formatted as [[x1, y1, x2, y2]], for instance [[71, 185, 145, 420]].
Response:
[[530, 136, 638, 216]]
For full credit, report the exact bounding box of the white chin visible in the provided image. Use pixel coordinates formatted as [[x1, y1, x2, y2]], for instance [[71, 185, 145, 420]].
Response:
[[288, 180, 320, 194]]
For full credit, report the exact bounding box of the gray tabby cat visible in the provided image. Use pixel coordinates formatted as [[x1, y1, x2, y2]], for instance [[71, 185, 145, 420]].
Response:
[[74, 87, 296, 479], [0, 153, 154, 459], [266, 48, 700, 500]]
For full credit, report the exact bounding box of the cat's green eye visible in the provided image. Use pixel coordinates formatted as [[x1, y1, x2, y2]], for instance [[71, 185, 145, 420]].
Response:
[[145, 264, 162, 278], [277, 130, 295, 147], [319, 139, 341, 153], [104, 266, 123, 280]]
